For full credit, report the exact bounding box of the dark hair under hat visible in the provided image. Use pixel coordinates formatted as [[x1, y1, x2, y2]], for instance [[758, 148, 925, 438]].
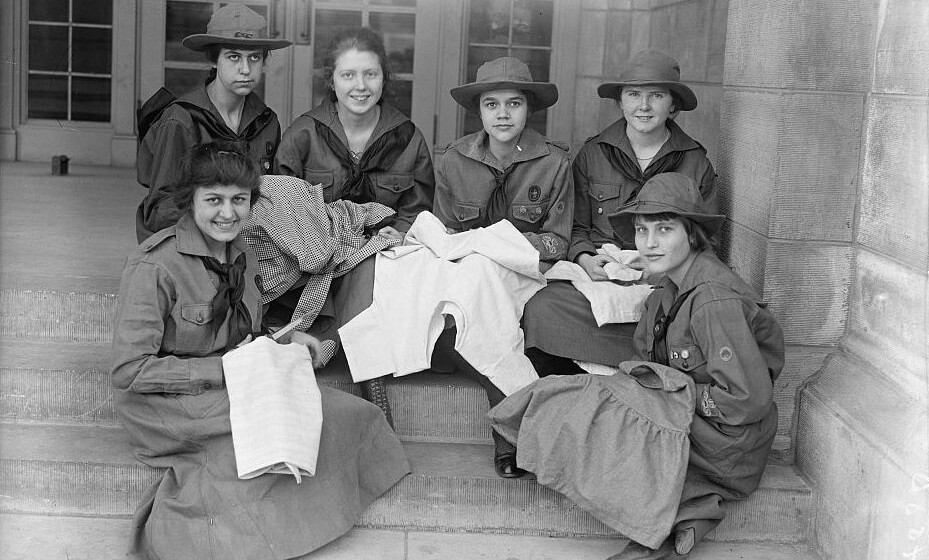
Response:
[[608, 172, 724, 235], [597, 50, 697, 111], [182, 4, 291, 52], [450, 57, 558, 114]]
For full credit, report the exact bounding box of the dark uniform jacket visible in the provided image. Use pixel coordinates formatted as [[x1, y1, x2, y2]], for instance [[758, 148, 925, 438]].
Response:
[[570, 118, 716, 259], [135, 85, 281, 243], [434, 128, 574, 262], [633, 251, 784, 501], [275, 99, 434, 231]]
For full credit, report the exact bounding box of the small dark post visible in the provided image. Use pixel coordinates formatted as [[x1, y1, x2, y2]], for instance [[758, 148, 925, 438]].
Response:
[[51, 155, 70, 175]]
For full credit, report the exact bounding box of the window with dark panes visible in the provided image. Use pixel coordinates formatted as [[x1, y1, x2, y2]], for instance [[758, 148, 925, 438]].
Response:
[[309, 1, 417, 117], [27, 0, 113, 122], [463, 0, 553, 136], [163, 1, 271, 98]]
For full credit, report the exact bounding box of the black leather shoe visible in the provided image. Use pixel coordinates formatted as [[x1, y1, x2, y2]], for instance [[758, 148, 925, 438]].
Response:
[[494, 451, 528, 479]]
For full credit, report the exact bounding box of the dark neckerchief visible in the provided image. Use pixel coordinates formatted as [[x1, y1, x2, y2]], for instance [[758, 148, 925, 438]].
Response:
[[483, 163, 519, 226], [200, 251, 253, 352], [651, 286, 698, 366], [599, 129, 685, 205], [314, 119, 415, 204]]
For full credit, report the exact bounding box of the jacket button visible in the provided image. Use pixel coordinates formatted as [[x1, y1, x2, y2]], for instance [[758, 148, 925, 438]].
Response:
[[598, 193, 603, 200], [597, 208, 603, 215], [196, 313, 204, 323], [654, 325, 661, 334], [681, 349, 690, 359], [203, 382, 212, 390]]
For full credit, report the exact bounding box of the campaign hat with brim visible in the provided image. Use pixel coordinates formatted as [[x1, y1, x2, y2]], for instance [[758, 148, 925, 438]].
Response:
[[608, 172, 725, 235], [182, 3, 292, 52], [451, 57, 558, 114], [597, 50, 697, 111]]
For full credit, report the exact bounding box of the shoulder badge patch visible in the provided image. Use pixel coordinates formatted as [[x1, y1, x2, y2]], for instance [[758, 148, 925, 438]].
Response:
[[719, 346, 733, 361], [528, 185, 541, 202]]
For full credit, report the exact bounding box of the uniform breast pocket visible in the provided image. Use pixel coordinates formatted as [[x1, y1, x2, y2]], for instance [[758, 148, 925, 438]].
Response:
[[303, 168, 334, 195], [668, 344, 706, 373], [589, 181, 625, 216], [511, 201, 548, 232], [452, 202, 482, 230], [373, 172, 415, 208], [174, 303, 215, 354]]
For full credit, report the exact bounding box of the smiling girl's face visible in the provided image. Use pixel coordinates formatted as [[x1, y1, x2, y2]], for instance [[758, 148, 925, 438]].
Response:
[[192, 184, 252, 255]]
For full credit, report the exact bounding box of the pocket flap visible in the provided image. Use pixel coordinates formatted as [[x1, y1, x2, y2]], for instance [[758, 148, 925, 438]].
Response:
[[512, 203, 545, 223], [453, 203, 481, 222], [304, 169, 334, 189], [589, 181, 623, 202], [180, 303, 214, 325], [375, 172, 415, 194]]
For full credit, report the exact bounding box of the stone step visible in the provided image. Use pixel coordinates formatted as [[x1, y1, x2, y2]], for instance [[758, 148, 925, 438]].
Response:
[[0, 513, 821, 560], [0, 340, 794, 456], [0, 324, 798, 460], [0, 423, 811, 543]]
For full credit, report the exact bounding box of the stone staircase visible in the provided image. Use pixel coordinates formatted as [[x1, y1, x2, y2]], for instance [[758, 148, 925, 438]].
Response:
[[0, 163, 819, 559]]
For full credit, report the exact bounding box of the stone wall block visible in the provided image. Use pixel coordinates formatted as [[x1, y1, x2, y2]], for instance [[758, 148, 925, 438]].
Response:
[[674, 83, 722, 164], [582, 0, 610, 9], [796, 384, 878, 560], [870, 457, 929, 560], [764, 241, 851, 346], [724, 0, 877, 91], [775, 345, 831, 463], [846, 248, 928, 390], [628, 9, 651, 55], [604, 11, 634, 76], [577, 9, 608, 77], [724, 222, 769, 295], [658, 1, 710, 83], [572, 78, 608, 149], [874, 0, 929, 95], [858, 95, 929, 268], [769, 92, 863, 242], [718, 90, 779, 235], [705, 0, 729, 83]]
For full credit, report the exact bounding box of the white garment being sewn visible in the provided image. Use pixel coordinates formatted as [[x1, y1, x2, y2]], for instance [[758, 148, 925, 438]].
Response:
[[339, 212, 545, 395], [545, 245, 653, 326]]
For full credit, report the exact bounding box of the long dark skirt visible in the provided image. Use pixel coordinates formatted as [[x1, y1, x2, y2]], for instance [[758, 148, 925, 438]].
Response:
[[116, 384, 410, 560], [522, 281, 637, 365]]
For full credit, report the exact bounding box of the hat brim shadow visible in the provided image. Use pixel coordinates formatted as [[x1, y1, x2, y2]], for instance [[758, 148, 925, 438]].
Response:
[[450, 81, 559, 114], [182, 34, 293, 52], [597, 81, 697, 111]]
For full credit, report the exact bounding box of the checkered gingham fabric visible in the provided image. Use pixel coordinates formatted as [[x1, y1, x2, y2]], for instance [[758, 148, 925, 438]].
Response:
[[242, 175, 398, 332]]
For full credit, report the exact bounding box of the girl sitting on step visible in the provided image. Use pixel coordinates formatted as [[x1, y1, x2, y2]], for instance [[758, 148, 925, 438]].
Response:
[[110, 142, 410, 560]]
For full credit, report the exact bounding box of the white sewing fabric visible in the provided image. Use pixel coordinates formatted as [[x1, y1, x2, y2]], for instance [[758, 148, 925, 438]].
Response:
[[222, 336, 323, 483], [545, 245, 652, 326], [340, 212, 545, 396]]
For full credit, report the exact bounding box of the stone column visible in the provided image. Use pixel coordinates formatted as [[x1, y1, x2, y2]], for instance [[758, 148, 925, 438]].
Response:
[[721, 0, 928, 558]]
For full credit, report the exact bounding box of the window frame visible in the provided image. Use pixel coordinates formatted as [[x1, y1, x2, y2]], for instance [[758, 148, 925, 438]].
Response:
[[25, 0, 114, 124]]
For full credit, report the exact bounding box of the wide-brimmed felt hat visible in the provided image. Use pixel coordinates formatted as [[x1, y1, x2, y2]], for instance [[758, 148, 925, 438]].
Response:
[[597, 50, 697, 111], [450, 57, 558, 114], [182, 4, 291, 52], [608, 172, 724, 234]]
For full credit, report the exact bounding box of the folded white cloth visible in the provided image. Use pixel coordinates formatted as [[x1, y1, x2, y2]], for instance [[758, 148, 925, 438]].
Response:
[[222, 336, 323, 483], [544, 246, 652, 326]]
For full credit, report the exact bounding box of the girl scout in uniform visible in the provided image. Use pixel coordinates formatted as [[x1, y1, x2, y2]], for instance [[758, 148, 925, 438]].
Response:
[[608, 172, 783, 559], [521, 50, 717, 376], [112, 143, 410, 560], [135, 4, 290, 242], [271, 28, 434, 422], [432, 56, 573, 478]]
